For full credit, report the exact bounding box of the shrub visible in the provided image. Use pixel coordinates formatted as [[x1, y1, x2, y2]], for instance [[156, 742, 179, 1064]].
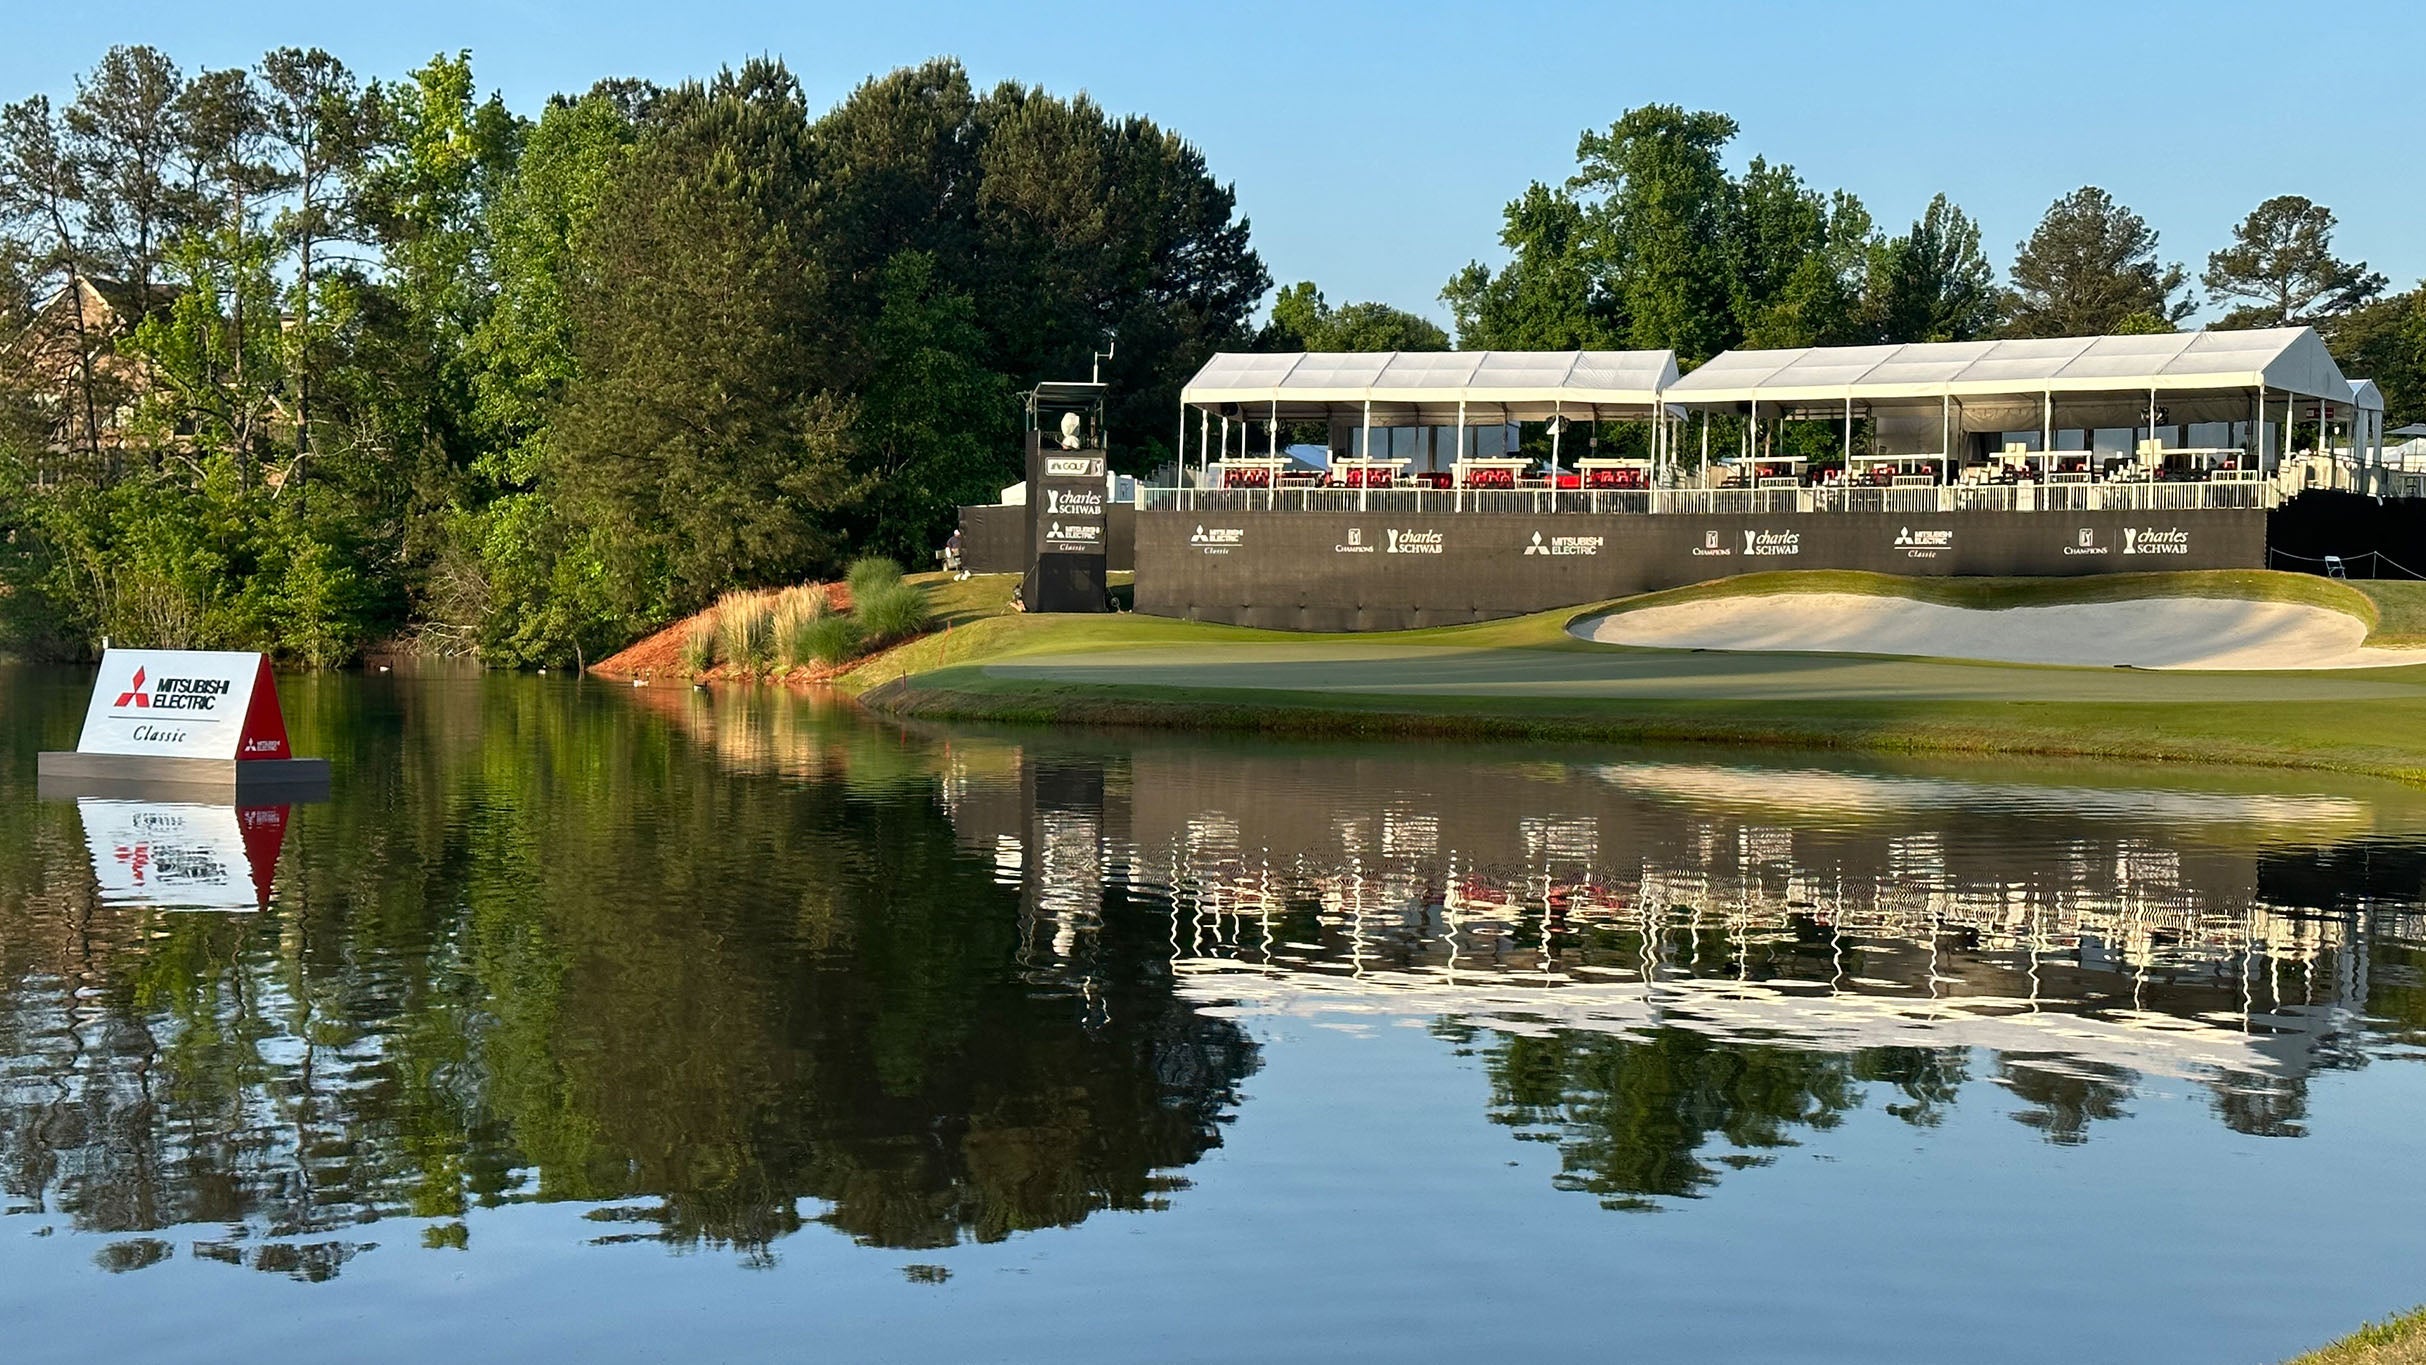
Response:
[[773, 588, 831, 669], [716, 591, 775, 672], [855, 579, 935, 645], [679, 615, 718, 673], [845, 556, 903, 605], [799, 612, 866, 666]]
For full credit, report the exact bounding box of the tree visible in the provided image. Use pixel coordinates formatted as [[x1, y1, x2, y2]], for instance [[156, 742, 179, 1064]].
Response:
[[64, 45, 189, 317], [849, 250, 1015, 562], [1866, 193, 1999, 343], [2327, 287, 2426, 425], [2004, 187, 2192, 337], [1441, 183, 1617, 349], [1730, 160, 1874, 348], [259, 47, 377, 467], [1257, 280, 1447, 351], [551, 59, 856, 625], [2203, 194, 2386, 330], [1571, 105, 1740, 363], [0, 94, 103, 455]]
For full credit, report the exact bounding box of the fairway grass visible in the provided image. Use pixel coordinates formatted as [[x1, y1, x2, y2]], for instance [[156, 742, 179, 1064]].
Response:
[[847, 569, 2426, 783], [2288, 1308, 2426, 1365]]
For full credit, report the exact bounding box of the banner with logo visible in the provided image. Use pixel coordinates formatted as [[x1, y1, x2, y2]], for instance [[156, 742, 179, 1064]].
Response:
[[77, 798, 289, 909], [74, 649, 293, 761]]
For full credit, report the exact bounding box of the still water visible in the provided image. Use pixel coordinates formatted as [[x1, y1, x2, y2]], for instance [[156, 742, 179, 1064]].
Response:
[[4, 663, 2425, 1363]]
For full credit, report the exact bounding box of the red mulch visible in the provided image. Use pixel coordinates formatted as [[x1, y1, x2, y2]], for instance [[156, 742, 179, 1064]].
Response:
[[590, 582, 851, 681]]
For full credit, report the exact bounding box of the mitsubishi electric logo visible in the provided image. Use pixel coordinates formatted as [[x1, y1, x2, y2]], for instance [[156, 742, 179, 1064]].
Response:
[[1525, 530, 1603, 557], [107, 667, 232, 715], [1190, 524, 1244, 554], [1894, 526, 1953, 559]]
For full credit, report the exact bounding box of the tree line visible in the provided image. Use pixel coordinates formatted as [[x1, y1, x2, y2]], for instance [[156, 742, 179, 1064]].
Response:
[[4, 57, 2418, 667], [0, 49, 1265, 665]]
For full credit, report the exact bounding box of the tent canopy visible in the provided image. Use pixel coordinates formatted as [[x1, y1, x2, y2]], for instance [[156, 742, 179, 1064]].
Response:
[[1665, 328, 2361, 415], [1182, 349, 1681, 424]]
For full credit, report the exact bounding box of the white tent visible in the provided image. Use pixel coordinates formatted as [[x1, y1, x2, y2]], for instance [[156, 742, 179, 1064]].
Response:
[[1182, 349, 1679, 423], [1664, 329, 2358, 410]]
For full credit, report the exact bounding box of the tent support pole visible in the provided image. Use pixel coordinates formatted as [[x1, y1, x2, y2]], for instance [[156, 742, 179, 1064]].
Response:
[[1360, 400, 1372, 513]]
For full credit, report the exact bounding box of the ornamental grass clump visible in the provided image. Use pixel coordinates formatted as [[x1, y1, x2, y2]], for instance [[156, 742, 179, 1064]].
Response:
[[680, 615, 718, 674], [773, 586, 832, 669], [717, 591, 776, 673], [845, 555, 903, 605], [799, 612, 866, 666], [855, 579, 934, 646]]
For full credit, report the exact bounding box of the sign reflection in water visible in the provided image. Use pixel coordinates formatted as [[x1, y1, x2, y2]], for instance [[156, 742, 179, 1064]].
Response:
[[75, 799, 290, 910], [940, 737, 2424, 1198]]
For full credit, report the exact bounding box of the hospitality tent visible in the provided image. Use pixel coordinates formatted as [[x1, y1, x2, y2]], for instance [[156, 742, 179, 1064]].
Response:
[[1178, 349, 1681, 475], [1663, 327, 2378, 473]]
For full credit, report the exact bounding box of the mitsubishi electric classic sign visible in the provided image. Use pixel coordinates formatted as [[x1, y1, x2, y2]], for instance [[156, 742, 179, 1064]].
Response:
[[77, 798, 289, 909], [74, 649, 292, 761]]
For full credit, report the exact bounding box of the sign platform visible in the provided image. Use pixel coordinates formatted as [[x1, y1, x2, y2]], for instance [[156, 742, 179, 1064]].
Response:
[[37, 648, 331, 795]]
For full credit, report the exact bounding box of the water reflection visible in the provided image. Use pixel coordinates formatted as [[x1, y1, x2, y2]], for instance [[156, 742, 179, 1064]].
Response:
[[5, 664, 2426, 1294], [70, 799, 293, 910], [919, 731, 2426, 1200]]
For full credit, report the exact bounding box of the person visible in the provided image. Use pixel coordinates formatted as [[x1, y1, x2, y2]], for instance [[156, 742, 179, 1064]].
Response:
[[941, 528, 967, 580]]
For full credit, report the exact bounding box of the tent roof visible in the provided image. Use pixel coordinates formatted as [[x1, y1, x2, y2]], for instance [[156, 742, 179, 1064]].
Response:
[[1182, 349, 1679, 419], [1665, 328, 2358, 409]]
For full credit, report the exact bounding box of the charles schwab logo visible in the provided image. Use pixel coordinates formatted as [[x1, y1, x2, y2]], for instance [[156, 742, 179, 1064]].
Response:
[[1386, 528, 1444, 555], [1189, 524, 1244, 554], [2122, 526, 2189, 556], [1524, 530, 1603, 557], [109, 665, 231, 715], [1742, 529, 1801, 557], [1334, 526, 1375, 554], [1690, 529, 1733, 558], [2064, 527, 2110, 556], [1044, 487, 1102, 517]]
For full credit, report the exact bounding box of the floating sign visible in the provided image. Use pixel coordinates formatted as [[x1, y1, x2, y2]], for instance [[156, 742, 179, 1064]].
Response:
[[74, 649, 292, 761], [77, 798, 289, 910]]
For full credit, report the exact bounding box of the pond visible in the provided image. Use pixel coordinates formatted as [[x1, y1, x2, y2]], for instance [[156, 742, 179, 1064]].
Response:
[[4, 663, 2424, 1363]]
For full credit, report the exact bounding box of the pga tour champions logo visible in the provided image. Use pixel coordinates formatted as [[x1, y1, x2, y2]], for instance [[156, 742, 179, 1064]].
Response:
[[1334, 526, 1376, 554], [1524, 530, 1604, 557], [2122, 526, 2189, 556], [2064, 527, 2111, 556], [1690, 529, 1733, 558]]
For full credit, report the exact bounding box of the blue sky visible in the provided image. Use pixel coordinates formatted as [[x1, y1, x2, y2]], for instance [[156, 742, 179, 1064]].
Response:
[[9, 0, 2420, 328]]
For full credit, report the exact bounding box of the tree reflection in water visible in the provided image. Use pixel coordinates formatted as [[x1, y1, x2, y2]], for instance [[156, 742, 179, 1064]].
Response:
[[0, 668, 1257, 1273]]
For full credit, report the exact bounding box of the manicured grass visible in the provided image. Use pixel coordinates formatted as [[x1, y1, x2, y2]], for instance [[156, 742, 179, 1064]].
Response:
[[2287, 1307, 2426, 1365], [2351, 581, 2426, 648], [847, 568, 2426, 783]]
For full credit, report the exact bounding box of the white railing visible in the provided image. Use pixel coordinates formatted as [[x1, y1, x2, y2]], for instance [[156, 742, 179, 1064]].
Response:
[[1138, 480, 2279, 516]]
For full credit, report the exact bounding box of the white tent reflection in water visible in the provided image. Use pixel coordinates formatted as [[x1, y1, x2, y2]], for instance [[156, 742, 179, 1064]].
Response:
[[76, 798, 290, 910]]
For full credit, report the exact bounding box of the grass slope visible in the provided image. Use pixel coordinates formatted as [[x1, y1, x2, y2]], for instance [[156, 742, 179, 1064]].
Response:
[[2289, 1308, 2426, 1365], [850, 569, 2426, 782]]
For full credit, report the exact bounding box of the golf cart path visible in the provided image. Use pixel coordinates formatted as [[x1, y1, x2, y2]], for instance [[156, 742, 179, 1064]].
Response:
[[1571, 593, 2422, 671]]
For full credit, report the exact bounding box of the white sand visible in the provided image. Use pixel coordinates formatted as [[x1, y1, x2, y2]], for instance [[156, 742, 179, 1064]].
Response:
[[1570, 592, 2424, 671]]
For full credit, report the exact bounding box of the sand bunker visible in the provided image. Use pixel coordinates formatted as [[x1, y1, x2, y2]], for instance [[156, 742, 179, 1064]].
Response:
[[1571, 593, 2424, 671]]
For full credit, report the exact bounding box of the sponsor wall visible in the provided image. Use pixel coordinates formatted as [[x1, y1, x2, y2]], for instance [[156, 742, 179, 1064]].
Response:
[[1136, 509, 2266, 630], [961, 502, 1136, 574]]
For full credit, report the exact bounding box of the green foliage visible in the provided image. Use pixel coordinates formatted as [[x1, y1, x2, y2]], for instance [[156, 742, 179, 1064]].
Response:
[[846, 555, 904, 602], [799, 611, 866, 666], [1867, 193, 2000, 343], [773, 585, 830, 668], [2327, 287, 2426, 425], [2003, 186, 2193, 337], [1258, 280, 1448, 352], [854, 580, 934, 645], [2204, 194, 2386, 331]]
